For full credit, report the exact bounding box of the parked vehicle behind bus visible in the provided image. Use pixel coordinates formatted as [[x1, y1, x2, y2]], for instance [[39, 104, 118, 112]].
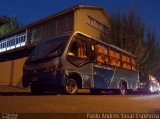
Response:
[[139, 75, 160, 94], [22, 31, 139, 95]]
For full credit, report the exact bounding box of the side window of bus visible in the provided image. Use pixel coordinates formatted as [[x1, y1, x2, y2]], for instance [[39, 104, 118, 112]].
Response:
[[67, 39, 88, 66], [95, 44, 109, 64], [122, 54, 131, 70], [109, 49, 121, 67]]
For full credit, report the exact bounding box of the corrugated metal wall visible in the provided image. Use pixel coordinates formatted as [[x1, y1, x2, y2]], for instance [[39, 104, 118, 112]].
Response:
[[27, 12, 74, 44], [0, 12, 74, 86], [0, 57, 27, 87]]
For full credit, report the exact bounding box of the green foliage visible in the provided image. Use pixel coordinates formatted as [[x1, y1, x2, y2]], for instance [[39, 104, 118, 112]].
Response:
[[106, 8, 160, 79], [0, 16, 22, 36], [140, 29, 160, 76]]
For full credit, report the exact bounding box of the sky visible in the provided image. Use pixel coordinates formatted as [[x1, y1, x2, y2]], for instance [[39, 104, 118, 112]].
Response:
[[0, 0, 160, 37]]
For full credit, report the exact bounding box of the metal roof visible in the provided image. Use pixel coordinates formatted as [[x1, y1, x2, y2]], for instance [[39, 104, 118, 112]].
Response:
[[0, 4, 110, 40]]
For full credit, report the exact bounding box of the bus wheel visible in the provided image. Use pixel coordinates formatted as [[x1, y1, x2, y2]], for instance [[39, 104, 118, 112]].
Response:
[[120, 84, 127, 95], [65, 79, 78, 95]]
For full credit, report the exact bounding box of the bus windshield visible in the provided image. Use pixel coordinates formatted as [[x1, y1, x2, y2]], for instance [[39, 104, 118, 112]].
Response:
[[29, 34, 70, 62]]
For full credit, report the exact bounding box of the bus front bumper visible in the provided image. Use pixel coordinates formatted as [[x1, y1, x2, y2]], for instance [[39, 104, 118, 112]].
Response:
[[22, 71, 66, 88]]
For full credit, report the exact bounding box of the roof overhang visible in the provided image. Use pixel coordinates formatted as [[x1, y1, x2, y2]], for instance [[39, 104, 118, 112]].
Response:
[[0, 4, 110, 40]]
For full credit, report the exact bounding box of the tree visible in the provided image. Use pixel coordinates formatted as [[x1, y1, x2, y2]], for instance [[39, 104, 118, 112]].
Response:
[[0, 16, 22, 36], [107, 8, 160, 80], [139, 29, 160, 76]]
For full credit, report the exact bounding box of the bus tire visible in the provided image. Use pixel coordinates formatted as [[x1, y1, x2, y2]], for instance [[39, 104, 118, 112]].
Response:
[[65, 79, 78, 95], [120, 82, 127, 95]]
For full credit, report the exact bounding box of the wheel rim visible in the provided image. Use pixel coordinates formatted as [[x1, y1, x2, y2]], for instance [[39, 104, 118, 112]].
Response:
[[120, 85, 126, 95], [66, 79, 78, 94]]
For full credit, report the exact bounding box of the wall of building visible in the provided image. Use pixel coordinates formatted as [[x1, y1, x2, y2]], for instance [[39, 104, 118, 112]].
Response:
[[27, 12, 74, 44], [74, 8, 109, 40], [0, 7, 110, 87], [0, 57, 27, 87]]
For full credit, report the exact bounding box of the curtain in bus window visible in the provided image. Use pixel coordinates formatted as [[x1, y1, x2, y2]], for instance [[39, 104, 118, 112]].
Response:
[[109, 49, 121, 67], [104, 56, 109, 64], [110, 58, 120, 67], [115, 51, 120, 67], [95, 44, 104, 63], [122, 55, 131, 70], [68, 38, 88, 66], [96, 53, 105, 63], [115, 52, 120, 59], [68, 39, 87, 59], [95, 44, 110, 64], [122, 55, 130, 63], [122, 62, 131, 70], [104, 47, 109, 64], [69, 40, 87, 59], [110, 57, 116, 66], [77, 40, 87, 59], [95, 44, 103, 53], [109, 50, 115, 57], [103, 47, 108, 54], [68, 41, 78, 56]]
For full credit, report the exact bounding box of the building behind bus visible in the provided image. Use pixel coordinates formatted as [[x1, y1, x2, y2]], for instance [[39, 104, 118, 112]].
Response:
[[0, 5, 110, 87]]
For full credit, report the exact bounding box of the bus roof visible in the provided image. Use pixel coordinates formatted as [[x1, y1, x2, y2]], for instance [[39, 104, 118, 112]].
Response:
[[75, 31, 136, 58]]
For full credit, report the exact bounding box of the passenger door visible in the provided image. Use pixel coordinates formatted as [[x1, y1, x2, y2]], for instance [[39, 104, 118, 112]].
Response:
[[67, 36, 93, 88]]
